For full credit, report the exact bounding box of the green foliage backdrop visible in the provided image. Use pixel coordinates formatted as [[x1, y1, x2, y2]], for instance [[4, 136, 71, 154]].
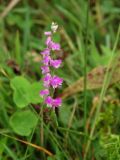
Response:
[[0, 0, 120, 160]]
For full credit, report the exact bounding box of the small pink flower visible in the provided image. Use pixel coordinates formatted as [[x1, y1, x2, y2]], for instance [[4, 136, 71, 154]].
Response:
[[46, 37, 60, 51], [50, 59, 62, 68], [51, 75, 63, 88], [45, 96, 53, 107], [46, 36, 52, 46], [41, 49, 50, 56], [44, 31, 52, 36], [51, 42, 60, 51], [43, 73, 52, 87], [40, 89, 49, 97], [41, 66, 50, 74], [43, 56, 51, 65], [52, 98, 62, 108]]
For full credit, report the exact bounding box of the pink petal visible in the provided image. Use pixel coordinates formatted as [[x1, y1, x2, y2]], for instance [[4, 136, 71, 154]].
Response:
[[44, 31, 52, 36], [52, 98, 62, 108], [50, 59, 62, 68], [41, 66, 50, 74], [43, 73, 52, 87], [46, 36, 52, 46], [40, 89, 49, 97], [42, 56, 51, 65], [50, 76, 63, 88], [41, 49, 50, 56], [51, 42, 60, 51], [45, 96, 53, 107]]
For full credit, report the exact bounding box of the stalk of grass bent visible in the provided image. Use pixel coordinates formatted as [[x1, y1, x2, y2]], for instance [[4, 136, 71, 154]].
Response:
[[83, 24, 120, 160], [0, 0, 21, 20], [64, 97, 78, 146], [0, 132, 53, 156]]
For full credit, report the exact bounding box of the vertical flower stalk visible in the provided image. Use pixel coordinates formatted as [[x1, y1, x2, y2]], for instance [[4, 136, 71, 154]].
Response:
[[40, 22, 63, 108]]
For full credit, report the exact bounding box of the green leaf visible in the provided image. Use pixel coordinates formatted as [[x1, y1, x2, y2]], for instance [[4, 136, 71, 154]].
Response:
[[10, 110, 38, 136], [11, 76, 31, 108], [10, 76, 43, 108], [29, 82, 43, 104]]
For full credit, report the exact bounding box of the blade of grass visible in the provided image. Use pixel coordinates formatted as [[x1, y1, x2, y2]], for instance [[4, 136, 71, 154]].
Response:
[[83, 0, 90, 140], [22, 1, 31, 69], [3, 144, 18, 160], [56, 5, 81, 27], [58, 127, 85, 136], [60, 28, 77, 52], [64, 97, 78, 146], [15, 31, 22, 66]]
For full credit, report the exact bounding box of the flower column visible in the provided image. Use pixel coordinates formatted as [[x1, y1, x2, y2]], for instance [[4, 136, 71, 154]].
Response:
[[40, 23, 63, 109]]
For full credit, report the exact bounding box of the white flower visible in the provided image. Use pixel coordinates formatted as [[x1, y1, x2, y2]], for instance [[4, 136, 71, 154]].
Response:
[[51, 22, 58, 33]]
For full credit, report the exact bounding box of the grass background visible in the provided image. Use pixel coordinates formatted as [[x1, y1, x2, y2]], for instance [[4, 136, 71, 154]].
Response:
[[0, 0, 120, 159]]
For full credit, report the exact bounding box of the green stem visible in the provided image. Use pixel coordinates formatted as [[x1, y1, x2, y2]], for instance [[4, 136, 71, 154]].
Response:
[[83, 0, 89, 139]]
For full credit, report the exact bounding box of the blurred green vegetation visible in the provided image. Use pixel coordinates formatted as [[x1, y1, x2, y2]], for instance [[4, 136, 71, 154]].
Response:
[[0, 0, 120, 160]]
